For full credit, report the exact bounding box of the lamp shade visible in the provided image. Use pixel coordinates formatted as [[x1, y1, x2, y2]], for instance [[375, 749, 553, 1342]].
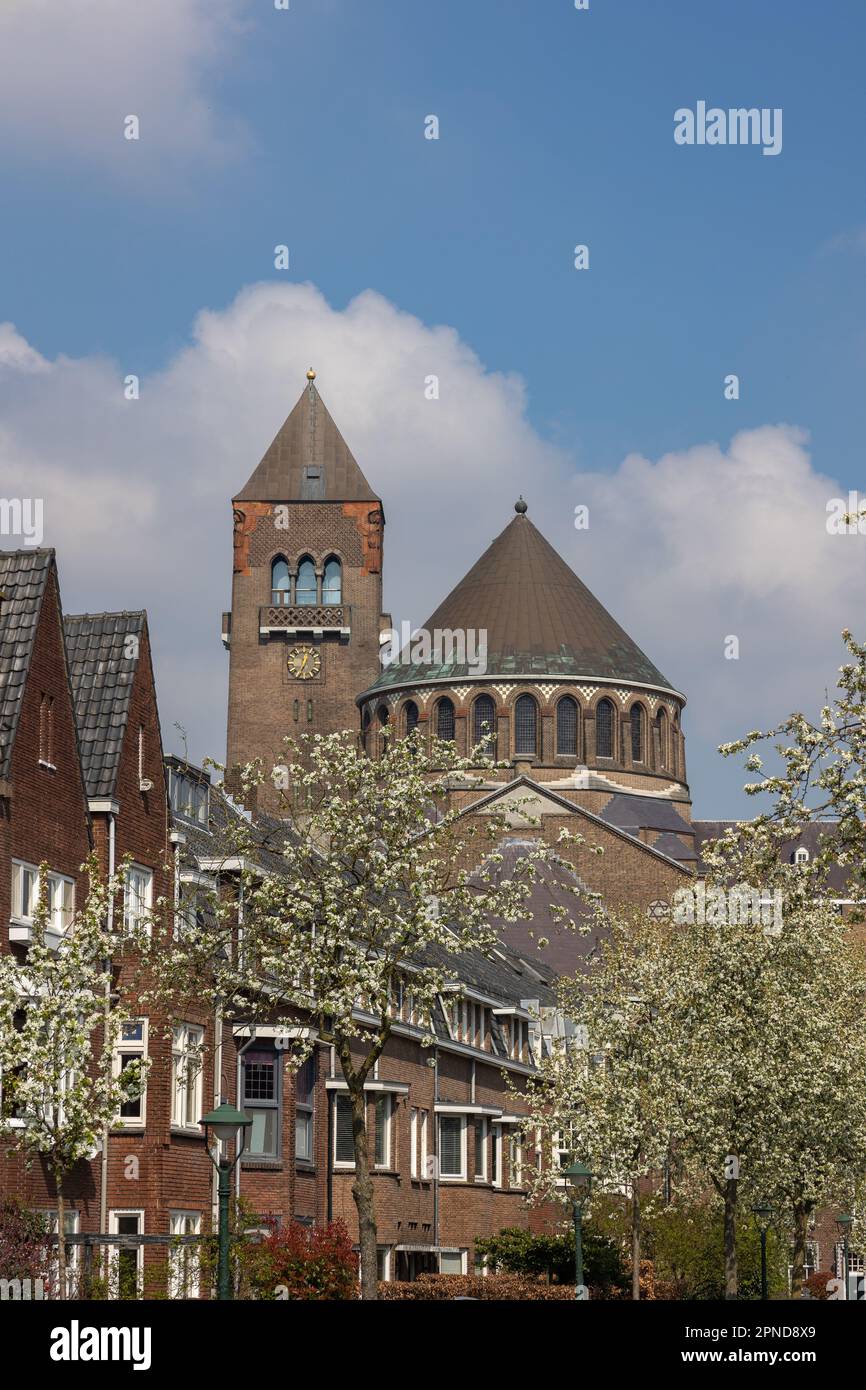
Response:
[[201, 1101, 253, 1143], [563, 1161, 593, 1200]]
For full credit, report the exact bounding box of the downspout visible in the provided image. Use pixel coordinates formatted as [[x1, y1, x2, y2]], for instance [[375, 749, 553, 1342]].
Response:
[[432, 1046, 439, 1266], [326, 1042, 334, 1223], [99, 811, 116, 1242]]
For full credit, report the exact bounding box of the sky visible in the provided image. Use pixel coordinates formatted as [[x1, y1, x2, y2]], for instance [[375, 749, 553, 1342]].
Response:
[[1, 0, 865, 815]]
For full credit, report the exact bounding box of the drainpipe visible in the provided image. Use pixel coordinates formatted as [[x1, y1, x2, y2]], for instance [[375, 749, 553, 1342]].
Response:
[[99, 810, 116, 1242], [432, 1046, 440, 1267]]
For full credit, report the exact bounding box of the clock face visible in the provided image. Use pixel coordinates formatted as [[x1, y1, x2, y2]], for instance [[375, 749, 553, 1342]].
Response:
[[287, 644, 321, 681]]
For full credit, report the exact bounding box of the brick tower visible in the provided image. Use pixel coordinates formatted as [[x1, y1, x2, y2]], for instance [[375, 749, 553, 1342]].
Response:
[[224, 371, 385, 800]]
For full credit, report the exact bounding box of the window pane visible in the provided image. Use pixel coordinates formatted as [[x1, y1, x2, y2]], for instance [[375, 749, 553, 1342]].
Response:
[[375, 1095, 390, 1167], [556, 697, 577, 755], [248, 1107, 278, 1157], [335, 1094, 354, 1164], [296, 558, 317, 605], [475, 1120, 486, 1177], [244, 1056, 276, 1102], [473, 695, 496, 752], [631, 705, 643, 761], [439, 1116, 462, 1176], [596, 699, 613, 758], [295, 1110, 313, 1161], [436, 698, 455, 741], [323, 557, 342, 604], [514, 695, 537, 755]]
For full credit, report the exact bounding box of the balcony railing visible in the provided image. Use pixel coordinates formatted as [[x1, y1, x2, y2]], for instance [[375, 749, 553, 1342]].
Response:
[[259, 604, 350, 635]]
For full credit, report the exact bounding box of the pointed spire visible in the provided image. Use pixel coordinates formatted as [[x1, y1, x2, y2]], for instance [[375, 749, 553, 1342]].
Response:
[[234, 374, 380, 504]]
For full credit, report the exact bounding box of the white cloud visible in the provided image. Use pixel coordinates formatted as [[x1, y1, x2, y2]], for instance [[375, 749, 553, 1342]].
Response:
[[1, 281, 862, 814], [0, 0, 248, 178]]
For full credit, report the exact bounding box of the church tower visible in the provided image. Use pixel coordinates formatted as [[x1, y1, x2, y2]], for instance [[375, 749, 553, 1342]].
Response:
[[224, 372, 385, 797]]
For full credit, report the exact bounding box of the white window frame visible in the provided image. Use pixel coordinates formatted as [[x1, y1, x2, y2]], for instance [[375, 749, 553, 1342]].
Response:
[[108, 1209, 144, 1299], [374, 1093, 392, 1169], [113, 1018, 148, 1129], [492, 1126, 503, 1188], [168, 1210, 202, 1299], [474, 1115, 488, 1183], [438, 1113, 467, 1182], [11, 860, 74, 936], [171, 1023, 203, 1131], [508, 1131, 524, 1189], [410, 1107, 419, 1179], [123, 864, 153, 936]]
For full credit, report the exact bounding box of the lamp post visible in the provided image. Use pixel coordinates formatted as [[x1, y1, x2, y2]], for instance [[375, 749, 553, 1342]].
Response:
[[563, 1161, 593, 1300], [201, 1100, 253, 1301], [836, 1214, 853, 1302], [751, 1202, 775, 1301]]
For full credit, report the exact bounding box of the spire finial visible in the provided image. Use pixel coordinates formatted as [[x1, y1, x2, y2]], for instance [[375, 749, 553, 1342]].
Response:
[[514, 496, 528, 514], [306, 368, 316, 381]]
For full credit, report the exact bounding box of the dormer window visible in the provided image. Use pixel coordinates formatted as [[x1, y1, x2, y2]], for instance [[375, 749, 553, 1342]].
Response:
[[168, 766, 209, 826], [301, 465, 325, 500], [793, 847, 809, 865]]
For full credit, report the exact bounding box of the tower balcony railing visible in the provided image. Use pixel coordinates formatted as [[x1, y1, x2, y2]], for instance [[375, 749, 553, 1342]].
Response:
[[259, 603, 351, 636]]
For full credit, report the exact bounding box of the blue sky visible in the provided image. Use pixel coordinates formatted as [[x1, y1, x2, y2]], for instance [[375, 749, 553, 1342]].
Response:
[[1, 0, 865, 814]]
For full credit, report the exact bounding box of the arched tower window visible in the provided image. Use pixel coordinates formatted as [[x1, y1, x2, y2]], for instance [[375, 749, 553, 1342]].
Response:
[[377, 703, 390, 727], [403, 700, 419, 737], [271, 556, 290, 605], [436, 696, 455, 742], [656, 708, 668, 769], [323, 556, 342, 605], [596, 698, 614, 759], [556, 696, 578, 756], [630, 704, 644, 763], [473, 694, 497, 754], [361, 707, 371, 753], [296, 556, 317, 606], [514, 694, 537, 756]]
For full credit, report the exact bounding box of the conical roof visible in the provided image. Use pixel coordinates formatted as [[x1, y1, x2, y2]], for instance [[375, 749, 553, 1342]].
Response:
[[235, 375, 380, 504], [364, 502, 676, 694]]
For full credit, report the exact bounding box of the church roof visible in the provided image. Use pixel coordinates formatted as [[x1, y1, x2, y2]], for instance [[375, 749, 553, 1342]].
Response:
[[363, 502, 676, 694], [234, 375, 380, 505]]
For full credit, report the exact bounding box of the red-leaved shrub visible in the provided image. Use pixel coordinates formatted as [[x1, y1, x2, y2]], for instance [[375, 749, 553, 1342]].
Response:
[[250, 1219, 358, 1300]]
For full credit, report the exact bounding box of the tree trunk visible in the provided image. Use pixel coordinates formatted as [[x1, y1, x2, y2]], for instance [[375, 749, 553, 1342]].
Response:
[[348, 1080, 378, 1300], [790, 1199, 809, 1300], [631, 1181, 641, 1301], [56, 1173, 67, 1301], [724, 1178, 738, 1299]]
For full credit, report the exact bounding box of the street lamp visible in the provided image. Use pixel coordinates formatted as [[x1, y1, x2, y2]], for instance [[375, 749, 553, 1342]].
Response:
[[836, 1214, 853, 1302], [201, 1100, 253, 1300], [751, 1201, 775, 1301], [563, 1161, 593, 1300]]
